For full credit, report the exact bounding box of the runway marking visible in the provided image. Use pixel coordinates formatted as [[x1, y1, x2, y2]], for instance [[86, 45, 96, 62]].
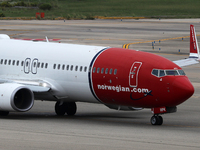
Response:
[[123, 34, 200, 49], [9, 31, 41, 37], [0, 29, 44, 37], [0, 29, 37, 31], [9, 33, 28, 36], [0, 29, 43, 37], [163, 124, 200, 128], [153, 52, 188, 56]]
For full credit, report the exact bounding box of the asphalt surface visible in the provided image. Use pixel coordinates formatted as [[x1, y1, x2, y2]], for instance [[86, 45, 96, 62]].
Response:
[[0, 19, 200, 150]]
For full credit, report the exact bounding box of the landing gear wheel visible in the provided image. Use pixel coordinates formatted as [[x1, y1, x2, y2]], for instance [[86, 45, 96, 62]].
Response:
[[65, 102, 77, 116], [157, 116, 163, 125], [55, 102, 77, 116], [55, 101, 66, 116], [150, 115, 163, 125], [151, 116, 157, 125], [0, 111, 9, 116]]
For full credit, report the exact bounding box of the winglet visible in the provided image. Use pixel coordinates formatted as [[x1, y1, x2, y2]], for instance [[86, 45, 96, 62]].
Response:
[[189, 24, 199, 59]]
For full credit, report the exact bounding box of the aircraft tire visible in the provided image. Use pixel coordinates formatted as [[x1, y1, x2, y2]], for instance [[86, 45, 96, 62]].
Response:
[[150, 115, 163, 125], [65, 102, 77, 116], [0, 111, 9, 116], [55, 101, 66, 116], [157, 116, 163, 125]]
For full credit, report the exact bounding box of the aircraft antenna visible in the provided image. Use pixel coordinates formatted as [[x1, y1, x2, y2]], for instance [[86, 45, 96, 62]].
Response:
[[45, 36, 49, 42]]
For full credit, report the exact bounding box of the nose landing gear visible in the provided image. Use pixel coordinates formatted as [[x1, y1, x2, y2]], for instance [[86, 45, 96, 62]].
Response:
[[150, 106, 177, 125], [150, 115, 163, 125]]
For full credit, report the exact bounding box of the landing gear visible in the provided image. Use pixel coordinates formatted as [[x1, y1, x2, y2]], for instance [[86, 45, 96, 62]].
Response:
[[55, 101, 77, 116], [150, 115, 163, 125], [0, 111, 9, 116]]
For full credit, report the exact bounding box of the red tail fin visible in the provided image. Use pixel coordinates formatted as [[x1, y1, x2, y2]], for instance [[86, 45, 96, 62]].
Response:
[[189, 24, 199, 58]]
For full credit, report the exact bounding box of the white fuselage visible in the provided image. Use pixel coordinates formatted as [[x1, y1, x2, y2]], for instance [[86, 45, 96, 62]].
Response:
[[0, 39, 106, 103]]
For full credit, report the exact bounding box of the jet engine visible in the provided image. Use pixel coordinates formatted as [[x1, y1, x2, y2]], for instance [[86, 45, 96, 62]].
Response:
[[0, 83, 34, 112]]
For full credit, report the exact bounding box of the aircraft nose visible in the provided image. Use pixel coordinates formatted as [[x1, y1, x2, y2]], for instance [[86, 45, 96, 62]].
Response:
[[172, 77, 194, 106]]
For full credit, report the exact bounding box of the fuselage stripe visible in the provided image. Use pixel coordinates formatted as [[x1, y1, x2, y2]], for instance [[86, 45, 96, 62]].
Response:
[[88, 47, 109, 103]]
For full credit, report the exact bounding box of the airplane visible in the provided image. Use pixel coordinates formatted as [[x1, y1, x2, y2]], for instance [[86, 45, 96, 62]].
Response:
[[0, 24, 198, 126]]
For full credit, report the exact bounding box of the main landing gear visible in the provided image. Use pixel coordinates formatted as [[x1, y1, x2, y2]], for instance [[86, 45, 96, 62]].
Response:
[[0, 111, 9, 116], [150, 115, 163, 125], [55, 101, 77, 116]]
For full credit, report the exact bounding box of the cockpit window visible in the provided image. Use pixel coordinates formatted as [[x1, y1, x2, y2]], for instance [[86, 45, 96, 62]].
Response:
[[159, 70, 165, 77], [152, 69, 185, 77], [152, 69, 158, 76], [178, 70, 186, 75], [165, 70, 178, 75]]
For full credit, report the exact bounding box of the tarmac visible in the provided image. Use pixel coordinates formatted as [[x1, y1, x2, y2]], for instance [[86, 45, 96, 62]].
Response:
[[0, 19, 200, 150]]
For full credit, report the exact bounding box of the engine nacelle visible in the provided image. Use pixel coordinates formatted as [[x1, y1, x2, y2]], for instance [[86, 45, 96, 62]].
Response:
[[0, 83, 34, 112]]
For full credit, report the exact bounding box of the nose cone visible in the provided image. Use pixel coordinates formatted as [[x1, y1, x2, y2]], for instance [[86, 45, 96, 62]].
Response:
[[172, 77, 194, 106]]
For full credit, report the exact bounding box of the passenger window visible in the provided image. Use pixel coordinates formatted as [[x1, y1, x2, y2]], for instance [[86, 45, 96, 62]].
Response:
[[12, 60, 15, 65], [84, 66, 87, 72], [109, 68, 113, 74], [45, 63, 48, 68], [62, 64, 65, 70], [97, 68, 100, 73], [0, 59, 3, 64], [114, 69, 117, 75], [101, 68, 104, 74], [70, 65, 73, 71], [26, 61, 29, 67], [4, 59, 7, 65], [152, 69, 158, 77], [34, 62, 36, 67], [8, 60, 11, 65], [105, 68, 108, 74], [66, 65, 69, 70], [41, 63, 44, 68], [80, 66, 83, 72], [38, 62, 40, 68], [53, 64, 56, 69], [93, 67, 96, 73], [75, 66, 78, 71], [16, 60, 19, 66], [57, 64, 60, 69]]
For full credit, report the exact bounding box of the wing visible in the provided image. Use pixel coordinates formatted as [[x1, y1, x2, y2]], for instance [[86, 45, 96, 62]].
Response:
[[0, 78, 51, 93], [173, 24, 199, 67]]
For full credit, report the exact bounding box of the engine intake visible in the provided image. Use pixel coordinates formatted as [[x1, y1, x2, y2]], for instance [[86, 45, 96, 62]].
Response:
[[0, 83, 34, 112]]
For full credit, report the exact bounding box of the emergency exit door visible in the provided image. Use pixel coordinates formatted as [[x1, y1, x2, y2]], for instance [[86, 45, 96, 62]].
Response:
[[129, 62, 142, 87]]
